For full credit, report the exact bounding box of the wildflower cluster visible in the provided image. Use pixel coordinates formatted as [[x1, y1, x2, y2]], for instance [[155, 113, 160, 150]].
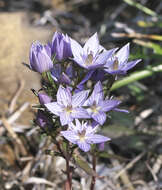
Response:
[[28, 31, 141, 188]]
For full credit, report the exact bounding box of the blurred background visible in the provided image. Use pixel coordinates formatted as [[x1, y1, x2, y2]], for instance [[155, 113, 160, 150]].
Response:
[[0, 0, 162, 189]]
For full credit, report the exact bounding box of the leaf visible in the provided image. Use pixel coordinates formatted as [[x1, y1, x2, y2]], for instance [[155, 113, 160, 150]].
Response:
[[111, 65, 162, 91], [73, 154, 97, 177], [97, 151, 128, 162]]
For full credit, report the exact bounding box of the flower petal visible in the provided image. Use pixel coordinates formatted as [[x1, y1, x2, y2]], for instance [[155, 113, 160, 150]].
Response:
[[60, 112, 73, 126], [87, 134, 110, 144], [71, 108, 91, 119], [116, 43, 130, 64], [88, 81, 103, 105], [61, 130, 78, 144], [92, 112, 106, 125], [100, 100, 121, 112], [83, 33, 99, 56], [45, 102, 62, 116], [123, 59, 141, 71], [72, 90, 89, 107], [70, 38, 83, 59], [77, 141, 91, 152], [57, 86, 72, 107]]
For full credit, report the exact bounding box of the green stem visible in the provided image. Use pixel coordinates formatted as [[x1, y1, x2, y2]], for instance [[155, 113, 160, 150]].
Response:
[[110, 65, 162, 91], [90, 153, 97, 190]]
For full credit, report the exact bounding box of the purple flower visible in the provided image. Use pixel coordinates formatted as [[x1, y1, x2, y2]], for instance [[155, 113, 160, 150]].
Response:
[[44, 42, 52, 58], [29, 42, 53, 73], [61, 119, 110, 152], [36, 110, 48, 128], [70, 33, 115, 70], [51, 64, 72, 85], [84, 81, 121, 125], [45, 86, 90, 126], [38, 93, 52, 105], [51, 31, 72, 61], [104, 43, 141, 75]]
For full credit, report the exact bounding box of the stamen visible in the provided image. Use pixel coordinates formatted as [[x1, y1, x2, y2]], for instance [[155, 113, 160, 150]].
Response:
[[78, 130, 86, 142], [113, 58, 119, 70], [85, 54, 93, 65]]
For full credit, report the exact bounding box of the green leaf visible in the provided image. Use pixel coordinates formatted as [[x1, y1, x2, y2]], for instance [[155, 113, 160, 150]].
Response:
[[111, 65, 162, 91], [73, 155, 97, 177], [98, 152, 128, 162]]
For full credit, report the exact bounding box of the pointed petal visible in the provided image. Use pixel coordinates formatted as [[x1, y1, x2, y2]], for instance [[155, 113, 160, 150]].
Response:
[[60, 112, 73, 126], [100, 100, 121, 112], [83, 33, 99, 55], [71, 108, 91, 119], [61, 130, 78, 144], [72, 90, 89, 107], [88, 81, 103, 105], [57, 86, 72, 107], [92, 112, 106, 125], [87, 134, 110, 144], [77, 141, 91, 152], [123, 59, 141, 71], [95, 48, 116, 66], [116, 43, 130, 64], [70, 38, 83, 59], [113, 108, 129, 113], [45, 102, 62, 116]]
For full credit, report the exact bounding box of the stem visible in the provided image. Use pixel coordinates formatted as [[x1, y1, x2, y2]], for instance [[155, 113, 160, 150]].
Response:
[[90, 153, 97, 190], [65, 157, 72, 190]]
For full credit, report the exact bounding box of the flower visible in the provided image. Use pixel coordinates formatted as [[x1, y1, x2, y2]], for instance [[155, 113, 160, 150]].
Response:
[[29, 42, 53, 73], [51, 31, 72, 61], [104, 43, 141, 75], [61, 119, 110, 152], [38, 93, 52, 105], [84, 81, 121, 125], [45, 86, 90, 126], [51, 64, 72, 85], [70, 33, 115, 70], [36, 110, 48, 128]]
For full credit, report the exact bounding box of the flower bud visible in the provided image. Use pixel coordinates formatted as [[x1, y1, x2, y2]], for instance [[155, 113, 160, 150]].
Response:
[[38, 93, 52, 105], [51, 31, 72, 61], [36, 110, 48, 128], [29, 42, 53, 73]]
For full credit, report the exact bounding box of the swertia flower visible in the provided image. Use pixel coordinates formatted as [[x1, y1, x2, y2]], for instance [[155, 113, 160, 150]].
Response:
[[51, 31, 72, 61], [45, 86, 90, 126], [70, 33, 115, 70], [84, 81, 121, 125], [29, 42, 53, 73], [104, 43, 141, 75], [61, 119, 110, 152]]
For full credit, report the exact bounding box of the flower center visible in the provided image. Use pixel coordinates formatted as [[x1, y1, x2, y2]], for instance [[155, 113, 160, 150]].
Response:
[[64, 105, 73, 114], [85, 54, 93, 65], [78, 130, 86, 142], [91, 103, 100, 113], [113, 58, 119, 70]]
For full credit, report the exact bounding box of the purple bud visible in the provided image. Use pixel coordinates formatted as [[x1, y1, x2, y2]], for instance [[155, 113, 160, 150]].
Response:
[[51, 31, 72, 61], [36, 111, 48, 128], [29, 42, 53, 73], [98, 142, 105, 151], [38, 93, 52, 104]]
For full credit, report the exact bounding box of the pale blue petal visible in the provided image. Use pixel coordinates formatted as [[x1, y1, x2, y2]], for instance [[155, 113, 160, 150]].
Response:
[[87, 134, 110, 144], [45, 102, 62, 116], [92, 112, 106, 125], [57, 86, 72, 107], [70, 38, 83, 59], [99, 100, 121, 112], [113, 108, 129, 113], [123, 59, 141, 71], [116, 43, 130, 64], [83, 33, 99, 56], [61, 131, 78, 144], [72, 90, 89, 107], [71, 108, 91, 119], [77, 141, 91, 152], [60, 112, 73, 126]]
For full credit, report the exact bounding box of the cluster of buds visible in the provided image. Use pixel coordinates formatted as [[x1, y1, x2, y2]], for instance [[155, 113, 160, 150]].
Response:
[[28, 31, 141, 188]]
